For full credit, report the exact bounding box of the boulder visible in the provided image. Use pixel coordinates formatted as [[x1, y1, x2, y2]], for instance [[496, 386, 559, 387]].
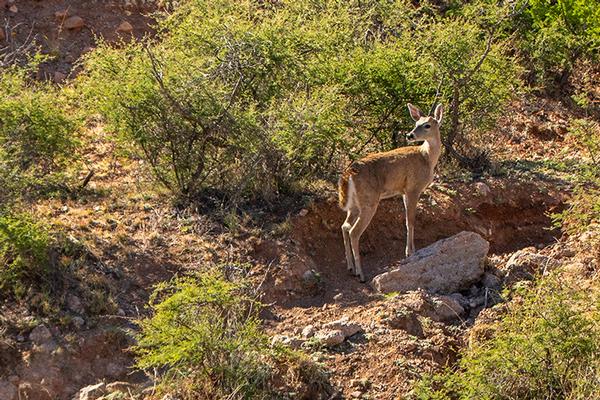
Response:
[[372, 231, 489, 294]]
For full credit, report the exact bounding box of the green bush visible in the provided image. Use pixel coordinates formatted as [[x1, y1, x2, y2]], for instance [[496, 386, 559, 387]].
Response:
[[0, 210, 51, 299], [0, 62, 80, 201], [519, 0, 600, 88], [80, 0, 518, 202], [134, 268, 331, 399], [413, 274, 600, 399]]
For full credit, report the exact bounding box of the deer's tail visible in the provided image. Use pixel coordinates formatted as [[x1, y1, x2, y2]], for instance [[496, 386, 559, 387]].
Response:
[[338, 168, 356, 211]]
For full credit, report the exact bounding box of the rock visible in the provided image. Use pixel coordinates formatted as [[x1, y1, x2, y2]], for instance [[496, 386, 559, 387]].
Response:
[[401, 291, 464, 322], [482, 272, 502, 289], [383, 308, 423, 337], [429, 294, 465, 321], [503, 249, 561, 287], [315, 330, 345, 347], [333, 293, 343, 302], [64, 16, 85, 30], [105, 381, 133, 393], [18, 382, 52, 400], [301, 325, 316, 338], [8, 4, 16, 13], [74, 382, 106, 400], [72, 316, 85, 329], [0, 381, 17, 400], [351, 390, 363, 398], [322, 317, 362, 338], [298, 208, 309, 216], [55, 10, 68, 19], [271, 335, 305, 349], [372, 232, 489, 294], [53, 71, 67, 83], [474, 181, 491, 197], [116, 21, 133, 34], [302, 269, 321, 293], [29, 325, 52, 344], [67, 294, 85, 314]]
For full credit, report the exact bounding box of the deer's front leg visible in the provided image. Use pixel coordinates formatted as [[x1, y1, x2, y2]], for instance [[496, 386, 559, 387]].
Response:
[[342, 210, 358, 273]]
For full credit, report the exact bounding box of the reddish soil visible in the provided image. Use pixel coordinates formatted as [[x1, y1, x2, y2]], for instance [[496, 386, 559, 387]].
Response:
[[0, 0, 157, 79]]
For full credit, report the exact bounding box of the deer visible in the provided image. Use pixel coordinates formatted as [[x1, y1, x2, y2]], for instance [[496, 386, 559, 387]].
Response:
[[338, 103, 443, 282]]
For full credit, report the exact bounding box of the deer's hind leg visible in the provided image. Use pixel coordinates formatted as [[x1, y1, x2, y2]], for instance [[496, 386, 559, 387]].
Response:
[[342, 208, 359, 274], [403, 190, 421, 257], [349, 204, 378, 282]]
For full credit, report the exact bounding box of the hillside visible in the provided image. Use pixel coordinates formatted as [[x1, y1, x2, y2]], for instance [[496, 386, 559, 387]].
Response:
[[0, 1, 598, 400]]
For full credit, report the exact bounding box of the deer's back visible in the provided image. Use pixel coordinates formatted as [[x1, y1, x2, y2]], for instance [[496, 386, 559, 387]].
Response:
[[349, 146, 431, 204]]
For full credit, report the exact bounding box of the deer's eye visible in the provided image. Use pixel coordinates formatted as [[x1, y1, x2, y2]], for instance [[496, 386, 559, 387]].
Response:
[[424, 124, 431, 129]]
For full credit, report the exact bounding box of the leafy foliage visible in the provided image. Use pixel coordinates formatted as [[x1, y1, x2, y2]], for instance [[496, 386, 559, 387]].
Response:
[[519, 0, 600, 88], [414, 274, 600, 399], [0, 62, 80, 202], [80, 0, 518, 202], [0, 211, 51, 299], [134, 268, 331, 399]]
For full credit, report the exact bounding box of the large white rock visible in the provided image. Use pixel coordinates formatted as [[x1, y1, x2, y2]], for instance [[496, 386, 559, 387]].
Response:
[[372, 231, 489, 294]]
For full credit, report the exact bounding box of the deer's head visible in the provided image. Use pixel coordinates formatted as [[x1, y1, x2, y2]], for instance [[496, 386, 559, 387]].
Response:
[[406, 103, 443, 144]]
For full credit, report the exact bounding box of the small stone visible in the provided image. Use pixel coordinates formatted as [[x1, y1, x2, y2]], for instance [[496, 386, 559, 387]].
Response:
[[8, 4, 17, 13], [106, 381, 133, 393], [298, 208, 309, 217], [474, 181, 491, 197], [60, 205, 69, 213], [64, 16, 85, 30], [301, 325, 316, 338], [323, 318, 362, 338], [75, 382, 106, 400], [116, 21, 134, 34], [315, 330, 345, 347], [53, 71, 67, 83], [351, 390, 363, 398], [67, 294, 85, 314], [482, 272, 502, 289], [72, 316, 85, 329], [29, 325, 52, 345], [55, 10, 68, 19], [333, 293, 343, 302]]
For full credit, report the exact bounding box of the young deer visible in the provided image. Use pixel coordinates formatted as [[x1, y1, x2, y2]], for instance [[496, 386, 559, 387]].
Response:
[[338, 103, 443, 282]]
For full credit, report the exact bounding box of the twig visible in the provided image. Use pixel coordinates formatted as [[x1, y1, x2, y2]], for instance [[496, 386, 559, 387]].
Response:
[[80, 169, 95, 190]]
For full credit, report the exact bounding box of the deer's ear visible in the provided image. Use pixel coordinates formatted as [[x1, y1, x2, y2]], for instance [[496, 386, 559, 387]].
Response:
[[434, 104, 444, 126], [407, 103, 423, 122]]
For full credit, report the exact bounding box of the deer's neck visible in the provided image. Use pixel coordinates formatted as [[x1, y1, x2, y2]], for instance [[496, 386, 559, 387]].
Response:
[[420, 135, 442, 171]]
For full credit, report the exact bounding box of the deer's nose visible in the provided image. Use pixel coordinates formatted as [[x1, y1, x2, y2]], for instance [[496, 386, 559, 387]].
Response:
[[406, 132, 416, 141]]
